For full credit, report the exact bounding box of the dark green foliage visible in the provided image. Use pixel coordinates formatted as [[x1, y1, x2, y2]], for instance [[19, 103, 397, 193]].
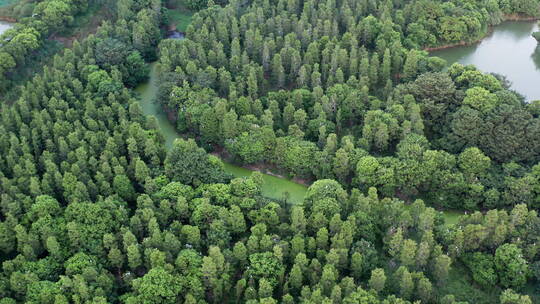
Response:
[[164, 138, 232, 186], [1, 0, 539, 303], [185, 0, 208, 11], [462, 252, 497, 287], [155, 0, 540, 211], [0, 0, 90, 92], [495, 244, 529, 289], [533, 31, 540, 41]]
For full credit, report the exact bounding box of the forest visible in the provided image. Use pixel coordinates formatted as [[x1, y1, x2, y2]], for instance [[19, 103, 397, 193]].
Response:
[[0, 0, 539, 303]]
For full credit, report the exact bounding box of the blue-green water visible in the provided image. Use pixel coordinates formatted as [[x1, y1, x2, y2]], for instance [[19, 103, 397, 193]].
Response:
[[431, 21, 540, 101]]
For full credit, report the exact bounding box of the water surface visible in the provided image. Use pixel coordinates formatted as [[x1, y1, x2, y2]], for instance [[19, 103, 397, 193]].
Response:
[[0, 21, 12, 35], [134, 45, 466, 220], [431, 21, 540, 100], [135, 63, 309, 204]]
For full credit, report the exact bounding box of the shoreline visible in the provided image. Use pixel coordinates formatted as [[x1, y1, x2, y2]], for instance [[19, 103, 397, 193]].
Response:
[[159, 102, 312, 188], [210, 149, 312, 187], [0, 16, 16, 23], [424, 15, 538, 52]]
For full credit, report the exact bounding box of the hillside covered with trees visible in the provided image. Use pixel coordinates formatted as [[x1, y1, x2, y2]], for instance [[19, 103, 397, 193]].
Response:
[[157, 0, 540, 212], [0, 0, 539, 303]]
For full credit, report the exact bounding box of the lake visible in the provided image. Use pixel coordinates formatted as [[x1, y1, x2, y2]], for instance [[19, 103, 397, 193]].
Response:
[[431, 21, 540, 101], [135, 63, 309, 204]]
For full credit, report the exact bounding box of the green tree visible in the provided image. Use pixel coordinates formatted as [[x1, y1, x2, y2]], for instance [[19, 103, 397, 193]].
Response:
[[128, 267, 182, 303], [495, 244, 528, 289], [164, 139, 231, 186], [397, 266, 413, 299], [500, 289, 533, 304], [368, 268, 386, 293], [463, 87, 498, 113]]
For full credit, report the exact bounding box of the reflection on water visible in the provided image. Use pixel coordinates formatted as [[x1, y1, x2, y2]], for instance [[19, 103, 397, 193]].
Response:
[[431, 21, 540, 101], [0, 21, 12, 35], [532, 44, 540, 72], [166, 31, 185, 39]]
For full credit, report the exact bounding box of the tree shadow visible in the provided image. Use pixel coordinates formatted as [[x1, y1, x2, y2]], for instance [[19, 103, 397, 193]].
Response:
[[531, 44, 540, 71]]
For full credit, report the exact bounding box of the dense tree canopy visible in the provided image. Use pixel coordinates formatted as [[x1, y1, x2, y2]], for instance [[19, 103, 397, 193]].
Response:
[[155, 0, 540, 211], [0, 0, 539, 303]]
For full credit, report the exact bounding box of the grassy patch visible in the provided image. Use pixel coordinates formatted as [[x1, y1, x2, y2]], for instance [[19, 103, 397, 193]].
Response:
[[441, 209, 462, 226], [402, 204, 463, 226], [166, 9, 193, 32], [439, 262, 500, 304], [222, 162, 308, 205], [165, 0, 194, 32]]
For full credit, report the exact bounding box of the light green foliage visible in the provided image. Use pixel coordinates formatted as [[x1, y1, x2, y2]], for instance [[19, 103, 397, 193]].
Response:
[[129, 267, 182, 303], [500, 289, 533, 304], [303, 179, 347, 219], [459, 147, 491, 179], [248, 252, 284, 287], [463, 87, 498, 113], [368, 268, 386, 293]]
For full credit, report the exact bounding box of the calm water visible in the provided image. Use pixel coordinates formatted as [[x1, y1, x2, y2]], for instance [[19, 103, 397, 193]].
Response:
[[431, 21, 540, 101], [0, 21, 12, 35], [166, 31, 185, 39], [135, 63, 309, 204]]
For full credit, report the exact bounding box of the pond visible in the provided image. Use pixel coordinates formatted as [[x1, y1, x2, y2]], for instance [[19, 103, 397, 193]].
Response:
[[135, 62, 309, 204], [431, 21, 540, 101]]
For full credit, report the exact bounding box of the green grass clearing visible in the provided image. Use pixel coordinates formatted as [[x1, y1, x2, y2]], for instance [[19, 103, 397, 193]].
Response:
[[441, 209, 462, 226], [223, 162, 308, 205], [222, 163, 466, 224], [403, 204, 463, 226], [165, 0, 194, 32], [440, 262, 500, 304], [166, 9, 193, 32]]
